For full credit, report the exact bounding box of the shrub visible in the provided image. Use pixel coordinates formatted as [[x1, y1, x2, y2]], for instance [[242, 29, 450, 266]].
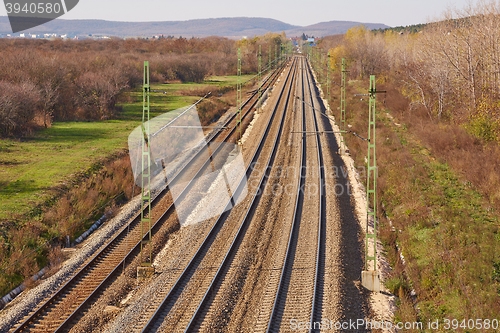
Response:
[[0, 81, 40, 136], [466, 113, 500, 142]]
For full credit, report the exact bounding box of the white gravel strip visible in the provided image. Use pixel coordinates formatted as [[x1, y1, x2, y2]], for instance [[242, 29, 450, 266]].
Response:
[[311, 67, 397, 332]]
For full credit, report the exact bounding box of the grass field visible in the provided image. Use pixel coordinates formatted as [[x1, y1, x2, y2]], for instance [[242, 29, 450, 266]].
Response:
[[0, 76, 254, 220], [0, 121, 136, 219]]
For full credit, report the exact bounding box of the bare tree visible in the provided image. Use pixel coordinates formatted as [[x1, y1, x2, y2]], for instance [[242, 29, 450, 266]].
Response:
[[0, 81, 40, 136]]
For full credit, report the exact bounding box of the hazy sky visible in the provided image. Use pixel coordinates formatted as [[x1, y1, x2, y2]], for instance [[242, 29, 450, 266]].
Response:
[[1, 0, 474, 27]]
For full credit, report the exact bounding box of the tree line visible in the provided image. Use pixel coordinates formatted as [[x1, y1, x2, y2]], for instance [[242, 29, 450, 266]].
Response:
[[321, 1, 500, 141], [0, 34, 287, 137]]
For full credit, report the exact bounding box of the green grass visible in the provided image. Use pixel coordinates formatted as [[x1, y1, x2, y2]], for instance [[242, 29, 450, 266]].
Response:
[[372, 104, 500, 321], [207, 74, 256, 85], [404, 158, 499, 316], [0, 121, 135, 219], [119, 84, 198, 121], [0, 78, 242, 220], [379, 117, 500, 323]]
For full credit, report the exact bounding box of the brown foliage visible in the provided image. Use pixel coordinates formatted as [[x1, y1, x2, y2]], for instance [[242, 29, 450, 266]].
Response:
[[196, 98, 230, 126], [0, 81, 40, 136], [0, 36, 241, 137], [0, 34, 286, 136], [318, 13, 500, 316]]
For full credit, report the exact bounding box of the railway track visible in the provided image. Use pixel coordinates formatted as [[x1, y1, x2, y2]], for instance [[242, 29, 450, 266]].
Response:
[[265, 56, 326, 332], [133, 55, 329, 333], [7, 58, 288, 333], [137, 57, 299, 333], [305, 55, 327, 331], [127, 55, 370, 333]]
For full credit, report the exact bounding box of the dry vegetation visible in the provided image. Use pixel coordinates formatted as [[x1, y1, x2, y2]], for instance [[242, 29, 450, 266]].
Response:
[[0, 34, 287, 137], [312, 0, 500, 327], [0, 37, 226, 136], [0, 152, 135, 295]]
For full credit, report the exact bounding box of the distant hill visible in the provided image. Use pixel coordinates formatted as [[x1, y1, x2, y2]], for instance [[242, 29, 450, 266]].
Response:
[[0, 16, 389, 38], [286, 20, 388, 37]]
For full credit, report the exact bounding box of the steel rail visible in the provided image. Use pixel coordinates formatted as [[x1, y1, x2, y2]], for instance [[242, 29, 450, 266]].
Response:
[[266, 56, 307, 333], [265, 56, 326, 332], [304, 57, 327, 332]]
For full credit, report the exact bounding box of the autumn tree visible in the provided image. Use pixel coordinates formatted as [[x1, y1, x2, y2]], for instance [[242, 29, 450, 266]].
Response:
[[75, 67, 129, 119], [337, 26, 389, 78]]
